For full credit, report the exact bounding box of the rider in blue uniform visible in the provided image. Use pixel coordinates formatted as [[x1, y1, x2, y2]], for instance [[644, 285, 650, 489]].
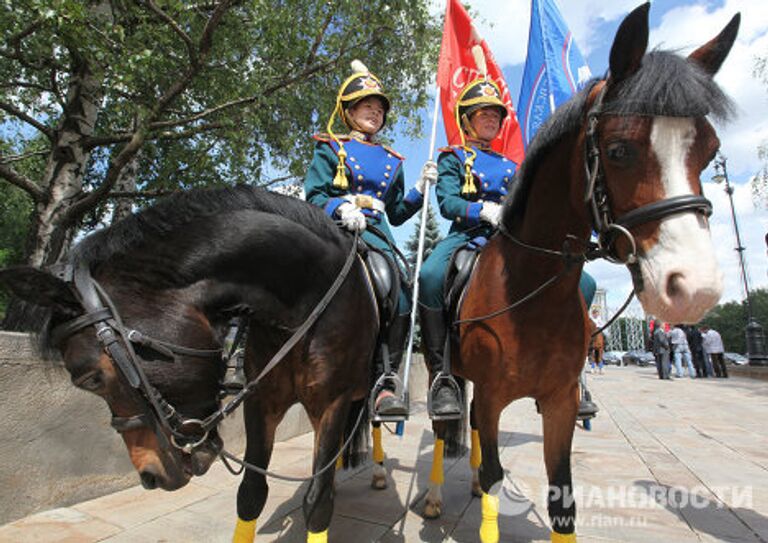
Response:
[[418, 77, 512, 417], [419, 77, 598, 417], [304, 60, 436, 417]]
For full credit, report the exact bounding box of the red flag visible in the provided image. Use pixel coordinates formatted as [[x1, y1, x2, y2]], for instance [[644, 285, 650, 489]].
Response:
[[437, 0, 525, 164]]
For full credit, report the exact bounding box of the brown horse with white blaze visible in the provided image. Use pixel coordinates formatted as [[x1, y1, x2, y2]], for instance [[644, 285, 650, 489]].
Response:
[[424, 4, 738, 542]]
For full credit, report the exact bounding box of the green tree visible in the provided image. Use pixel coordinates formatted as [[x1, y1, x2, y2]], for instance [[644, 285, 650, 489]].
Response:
[[0, 0, 440, 270], [405, 204, 442, 271], [700, 288, 768, 353], [753, 50, 768, 208]]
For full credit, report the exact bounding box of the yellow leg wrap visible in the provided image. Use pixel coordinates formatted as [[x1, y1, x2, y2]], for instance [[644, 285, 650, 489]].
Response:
[[307, 530, 328, 543], [429, 438, 445, 485], [479, 493, 499, 543], [551, 532, 577, 543], [372, 426, 385, 464], [232, 518, 256, 543], [335, 451, 344, 470], [470, 429, 482, 469]]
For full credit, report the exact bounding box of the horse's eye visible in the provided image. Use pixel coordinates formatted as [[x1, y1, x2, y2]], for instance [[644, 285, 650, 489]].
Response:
[[606, 142, 630, 163], [74, 371, 105, 392]]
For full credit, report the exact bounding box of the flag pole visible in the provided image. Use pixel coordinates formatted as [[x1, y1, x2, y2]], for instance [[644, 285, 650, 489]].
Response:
[[398, 83, 442, 435]]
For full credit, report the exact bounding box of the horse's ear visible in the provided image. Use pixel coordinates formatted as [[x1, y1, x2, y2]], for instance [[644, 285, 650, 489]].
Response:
[[608, 3, 650, 84], [0, 267, 81, 315], [688, 13, 740, 76]]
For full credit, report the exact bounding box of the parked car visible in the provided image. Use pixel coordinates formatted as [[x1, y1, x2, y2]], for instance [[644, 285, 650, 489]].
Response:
[[622, 350, 655, 367], [723, 352, 748, 365], [603, 351, 625, 366]]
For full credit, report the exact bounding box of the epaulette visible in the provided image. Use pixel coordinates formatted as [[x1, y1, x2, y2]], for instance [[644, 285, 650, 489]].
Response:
[[439, 145, 466, 154], [312, 133, 351, 143], [382, 145, 404, 160]]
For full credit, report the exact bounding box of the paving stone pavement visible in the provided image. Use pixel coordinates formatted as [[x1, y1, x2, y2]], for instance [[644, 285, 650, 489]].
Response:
[[2, 366, 767, 542]]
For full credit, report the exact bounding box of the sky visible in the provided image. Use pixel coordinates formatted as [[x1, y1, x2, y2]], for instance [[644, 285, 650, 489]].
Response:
[[390, 0, 768, 312]]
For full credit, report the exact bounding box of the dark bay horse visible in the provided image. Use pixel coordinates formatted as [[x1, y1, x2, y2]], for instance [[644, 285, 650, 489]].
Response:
[[424, 4, 739, 542], [0, 186, 381, 542]]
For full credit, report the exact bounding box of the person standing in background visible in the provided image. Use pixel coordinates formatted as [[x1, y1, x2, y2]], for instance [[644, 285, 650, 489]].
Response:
[[702, 325, 728, 378], [652, 319, 671, 380], [670, 324, 696, 378]]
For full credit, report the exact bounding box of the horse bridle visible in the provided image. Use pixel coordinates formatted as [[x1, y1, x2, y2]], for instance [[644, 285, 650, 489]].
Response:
[[583, 83, 713, 269], [50, 261, 223, 454], [461, 82, 716, 326], [49, 231, 361, 456]]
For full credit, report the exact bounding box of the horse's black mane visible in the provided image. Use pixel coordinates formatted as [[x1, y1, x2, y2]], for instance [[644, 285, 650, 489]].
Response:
[[71, 184, 342, 266], [505, 49, 735, 221]]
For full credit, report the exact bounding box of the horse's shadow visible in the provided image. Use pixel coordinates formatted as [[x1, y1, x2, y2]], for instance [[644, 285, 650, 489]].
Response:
[[633, 480, 768, 542], [256, 410, 549, 542]]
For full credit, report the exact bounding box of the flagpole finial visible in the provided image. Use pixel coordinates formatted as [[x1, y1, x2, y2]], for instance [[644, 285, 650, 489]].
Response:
[[471, 45, 488, 78]]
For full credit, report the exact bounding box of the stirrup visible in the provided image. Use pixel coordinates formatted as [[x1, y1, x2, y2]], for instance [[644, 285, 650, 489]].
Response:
[[369, 373, 409, 423], [427, 372, 463, 421]]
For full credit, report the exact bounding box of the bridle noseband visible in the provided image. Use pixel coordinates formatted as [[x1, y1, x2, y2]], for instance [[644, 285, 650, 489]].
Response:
[[50, 262, 223, 454], [583, 83, 713, 267]]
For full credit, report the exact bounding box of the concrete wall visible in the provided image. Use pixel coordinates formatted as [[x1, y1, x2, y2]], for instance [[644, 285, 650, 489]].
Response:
[[0, 331, 428, 524]]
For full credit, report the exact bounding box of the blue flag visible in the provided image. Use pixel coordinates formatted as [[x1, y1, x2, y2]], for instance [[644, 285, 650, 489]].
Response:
[[517, 0, 592, 150]]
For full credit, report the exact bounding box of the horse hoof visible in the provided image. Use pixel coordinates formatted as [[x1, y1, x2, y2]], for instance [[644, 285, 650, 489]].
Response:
[[471, 481, 483, 497], [371, 475, 388, 490], [423, 501, 442, 519]]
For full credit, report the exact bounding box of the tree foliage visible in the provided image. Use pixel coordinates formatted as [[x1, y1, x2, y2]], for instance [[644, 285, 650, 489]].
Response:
[[405, 204, 442, 271], [0, 0, 440, 269], [700, 288, 768, 353]]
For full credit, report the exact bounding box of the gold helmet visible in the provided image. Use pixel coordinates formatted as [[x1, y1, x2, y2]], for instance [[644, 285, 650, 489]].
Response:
[[454, 77, 508, 133], [325, 60, 390, 190], [335, 60, 390, 131]]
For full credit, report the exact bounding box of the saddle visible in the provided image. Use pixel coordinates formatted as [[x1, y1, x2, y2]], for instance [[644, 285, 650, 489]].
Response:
[[362, 245, 402, 329], [443, 239, 483, 324]]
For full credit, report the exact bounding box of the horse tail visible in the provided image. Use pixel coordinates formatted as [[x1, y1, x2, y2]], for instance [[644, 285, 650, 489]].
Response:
[[340, 397, 369, 469], [438, 376, 468, 458]]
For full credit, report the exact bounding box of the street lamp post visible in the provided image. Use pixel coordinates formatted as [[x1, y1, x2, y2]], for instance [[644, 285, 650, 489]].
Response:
[[712, 152, 768, 365]]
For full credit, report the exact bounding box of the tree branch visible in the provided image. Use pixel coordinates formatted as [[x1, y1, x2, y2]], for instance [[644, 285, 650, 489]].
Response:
[[143, 0, 196, 64], [0, 162, 46, 202], [0, 150, 48, 164], [0, 101, 53, 140], [108, 189, 178, 199], [8, 19, 44, 45], [148, 96, 258, 129], [305, 8, 334, 68], [84, 121, 226, 149]]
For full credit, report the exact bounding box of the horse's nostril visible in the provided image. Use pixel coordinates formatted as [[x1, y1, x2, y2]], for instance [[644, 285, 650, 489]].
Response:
[[666, 273, 685, 299], [140, 469, 158, 489]]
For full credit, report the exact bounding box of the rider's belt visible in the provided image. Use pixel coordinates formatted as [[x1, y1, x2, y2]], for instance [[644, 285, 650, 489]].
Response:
[[343, 194, 386, 213]]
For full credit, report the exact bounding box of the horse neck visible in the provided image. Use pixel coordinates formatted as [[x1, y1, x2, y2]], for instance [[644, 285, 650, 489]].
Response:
[[505, 131, 591, 284], [106, 214, 348, 327]]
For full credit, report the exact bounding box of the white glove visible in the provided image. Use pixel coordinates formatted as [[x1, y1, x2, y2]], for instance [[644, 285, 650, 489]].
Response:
[[479, 202, 502, 227], [415, 160, 438, 194], [337, 202, 367, 232]]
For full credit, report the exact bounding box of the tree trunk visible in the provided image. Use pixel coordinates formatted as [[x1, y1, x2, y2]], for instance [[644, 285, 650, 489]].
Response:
[[111, 152, 140, 224]]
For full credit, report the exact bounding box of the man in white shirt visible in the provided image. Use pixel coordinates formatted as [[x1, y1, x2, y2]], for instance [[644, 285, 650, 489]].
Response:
[[701, 325, 728, 378], [669, 325, 696, 378]]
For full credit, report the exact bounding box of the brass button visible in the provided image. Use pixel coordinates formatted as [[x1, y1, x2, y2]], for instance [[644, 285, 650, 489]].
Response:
[[350, 156, 356, 162], [506, 169, 512, 174], [483, 183, 489, 188], [455, 217, 462, 223], [386, 164, 392, 170], [357, 174, 363, 181], [355, 165, 361, 170], [376, 191, 382, 197], [380, 182, 386, 187], [384, 173, 389, 178]]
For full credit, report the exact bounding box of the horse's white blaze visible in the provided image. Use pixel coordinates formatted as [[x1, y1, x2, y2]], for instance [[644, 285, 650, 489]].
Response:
[[638, 117, 722, 323]]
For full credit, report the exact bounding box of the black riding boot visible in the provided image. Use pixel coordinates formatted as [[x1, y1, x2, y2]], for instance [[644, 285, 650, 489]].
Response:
[[420, 306, 462, 417], [373, 313, 409, 417]]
